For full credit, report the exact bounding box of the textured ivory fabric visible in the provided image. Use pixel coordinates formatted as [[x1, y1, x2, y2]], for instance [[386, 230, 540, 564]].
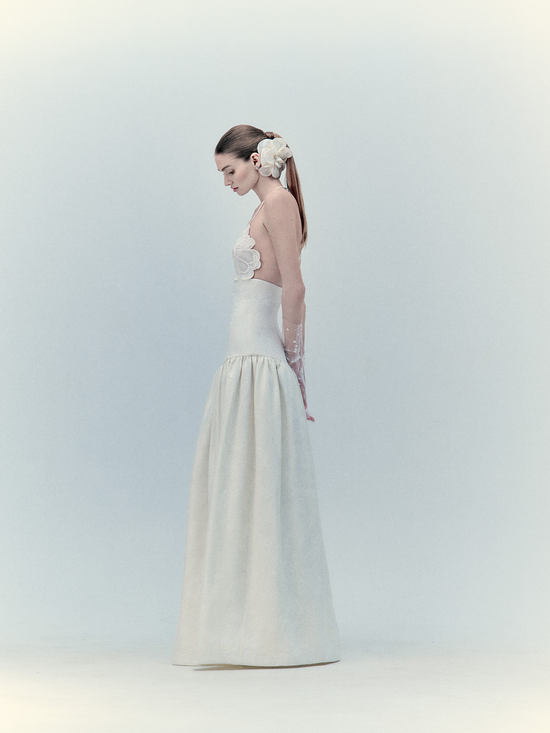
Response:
[[172, 251, 340, 667]]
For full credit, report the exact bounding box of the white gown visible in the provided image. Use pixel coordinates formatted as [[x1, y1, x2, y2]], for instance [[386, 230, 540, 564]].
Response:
[[172, 195, 340, 666]]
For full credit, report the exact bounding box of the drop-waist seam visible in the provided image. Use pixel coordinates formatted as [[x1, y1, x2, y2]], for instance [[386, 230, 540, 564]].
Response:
[[222, 353, 288, 366]]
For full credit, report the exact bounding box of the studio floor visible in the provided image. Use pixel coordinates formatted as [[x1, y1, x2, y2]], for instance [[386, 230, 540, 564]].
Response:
[[2, 639, 549, 732]]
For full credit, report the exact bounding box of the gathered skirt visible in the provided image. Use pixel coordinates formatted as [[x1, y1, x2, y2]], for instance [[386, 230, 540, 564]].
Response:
[[172, 352, 340, 667]]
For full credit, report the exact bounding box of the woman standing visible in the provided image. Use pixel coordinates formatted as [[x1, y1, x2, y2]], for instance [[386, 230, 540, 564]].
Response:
[[173, 125, 340, 667]]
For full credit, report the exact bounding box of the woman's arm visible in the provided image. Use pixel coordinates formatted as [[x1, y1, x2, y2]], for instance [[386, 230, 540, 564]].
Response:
[[263, 192, 314, 422]]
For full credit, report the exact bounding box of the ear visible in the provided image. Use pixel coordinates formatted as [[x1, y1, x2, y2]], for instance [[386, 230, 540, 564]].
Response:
[[251, 152, 260, 168]]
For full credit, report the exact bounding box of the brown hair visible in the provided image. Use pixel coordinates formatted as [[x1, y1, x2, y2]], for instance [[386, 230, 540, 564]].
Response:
[[215, 124, 308, 248]]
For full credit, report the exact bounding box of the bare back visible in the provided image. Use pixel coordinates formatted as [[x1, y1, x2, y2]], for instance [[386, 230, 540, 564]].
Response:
[[249, 188, 303, 289]]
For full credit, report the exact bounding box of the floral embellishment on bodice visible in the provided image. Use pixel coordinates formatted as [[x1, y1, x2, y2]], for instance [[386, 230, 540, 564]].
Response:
[[233, 225, 261, 281]]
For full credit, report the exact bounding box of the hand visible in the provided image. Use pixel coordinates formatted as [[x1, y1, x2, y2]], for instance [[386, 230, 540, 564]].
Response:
[[295, 370, 315, 422]]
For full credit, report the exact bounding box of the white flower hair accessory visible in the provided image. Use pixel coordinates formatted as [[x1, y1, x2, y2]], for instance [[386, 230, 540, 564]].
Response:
[[257, 137, 293, 178]]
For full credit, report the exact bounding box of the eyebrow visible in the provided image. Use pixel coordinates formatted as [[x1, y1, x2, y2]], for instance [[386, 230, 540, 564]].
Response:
[[219, 165, 233, 172]]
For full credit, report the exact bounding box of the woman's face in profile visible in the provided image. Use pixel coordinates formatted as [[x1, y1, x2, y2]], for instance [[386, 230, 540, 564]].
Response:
[[215, 153, 258, 196]]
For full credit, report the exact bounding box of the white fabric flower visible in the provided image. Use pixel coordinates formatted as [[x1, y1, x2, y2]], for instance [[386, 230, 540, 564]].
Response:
[[257, 138, 293, 179], [233, 230, 261, 280]]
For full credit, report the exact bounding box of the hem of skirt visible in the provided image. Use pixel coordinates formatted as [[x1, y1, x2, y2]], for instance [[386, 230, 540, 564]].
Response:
[[172, 647, 341, 668], [173, 659, 341, 668], [172, 654, 340, 667]]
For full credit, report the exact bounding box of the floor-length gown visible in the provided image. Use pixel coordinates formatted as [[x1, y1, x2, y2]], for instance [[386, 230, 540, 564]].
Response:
[[173, 193, 340, 666]]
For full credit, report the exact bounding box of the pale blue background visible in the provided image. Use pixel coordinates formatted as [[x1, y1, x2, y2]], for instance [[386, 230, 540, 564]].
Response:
[[1, 0, 549, 648]]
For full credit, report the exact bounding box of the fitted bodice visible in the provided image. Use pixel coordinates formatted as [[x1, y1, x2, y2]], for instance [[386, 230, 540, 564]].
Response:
[[224, 277, 285, 361]]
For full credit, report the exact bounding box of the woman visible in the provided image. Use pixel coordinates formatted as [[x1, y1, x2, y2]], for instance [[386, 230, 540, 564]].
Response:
[[172, 125, 340, 667]]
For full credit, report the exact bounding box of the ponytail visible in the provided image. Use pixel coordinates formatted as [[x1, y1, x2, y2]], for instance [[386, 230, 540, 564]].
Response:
[[283, 150, 308, 248]]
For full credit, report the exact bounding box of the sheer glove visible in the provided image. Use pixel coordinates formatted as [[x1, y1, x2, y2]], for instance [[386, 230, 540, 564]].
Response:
[[283, 306, 315, 422]]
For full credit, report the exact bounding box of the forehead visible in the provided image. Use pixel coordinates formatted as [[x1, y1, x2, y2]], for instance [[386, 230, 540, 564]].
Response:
[[215, 152, 240, 172]]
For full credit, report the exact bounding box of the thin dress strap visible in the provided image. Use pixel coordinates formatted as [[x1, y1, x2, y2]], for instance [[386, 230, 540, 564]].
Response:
[[248, 200, 265, 226]]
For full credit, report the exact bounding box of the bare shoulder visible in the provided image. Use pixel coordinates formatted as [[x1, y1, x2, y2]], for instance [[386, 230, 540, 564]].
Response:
[[262, 188, 302, 257], [263, 187, 299, 220]]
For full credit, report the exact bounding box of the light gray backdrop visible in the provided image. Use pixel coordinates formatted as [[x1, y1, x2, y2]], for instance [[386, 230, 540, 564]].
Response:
[[1, 0, 549, 649]]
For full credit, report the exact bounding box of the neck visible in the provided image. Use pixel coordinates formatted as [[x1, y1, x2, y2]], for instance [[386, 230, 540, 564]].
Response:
[[252, 175, 286, 202]]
